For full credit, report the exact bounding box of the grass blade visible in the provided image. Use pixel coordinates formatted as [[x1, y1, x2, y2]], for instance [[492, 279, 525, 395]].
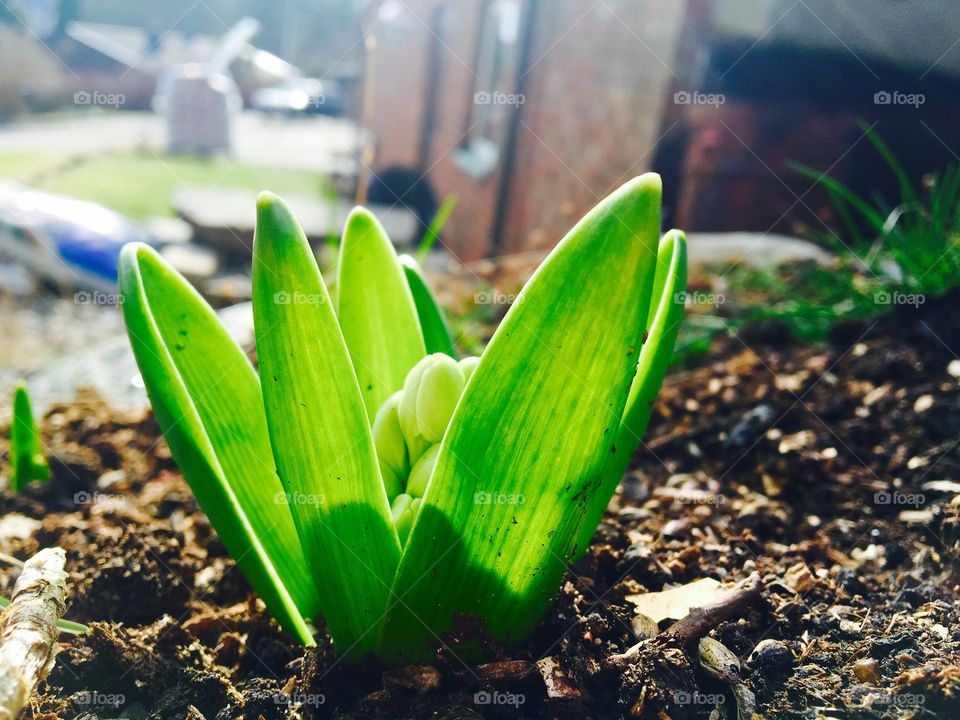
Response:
[[338, 208, 426, 420], [10, 382, 49, 491], [860, 121, 918, 208], [399, 254, 457, 358], [118, 243, 320, 644], [790, 162, 888, 233], [416, 193, 458, 261], [253, 193, 401, 657], [380, 175, 663, 662], [0, 596, 87, 634]]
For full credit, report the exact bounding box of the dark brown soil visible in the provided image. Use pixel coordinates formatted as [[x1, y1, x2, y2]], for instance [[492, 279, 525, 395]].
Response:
[[2, 294, 959, 720]]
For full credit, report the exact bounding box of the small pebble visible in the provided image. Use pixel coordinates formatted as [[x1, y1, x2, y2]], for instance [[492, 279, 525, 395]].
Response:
[[852, 657, 880, 684], [948, 359, 960, 378], [631, 613, 658, 641], [747, 639, 793, 675], [699, 636, 741, 683]]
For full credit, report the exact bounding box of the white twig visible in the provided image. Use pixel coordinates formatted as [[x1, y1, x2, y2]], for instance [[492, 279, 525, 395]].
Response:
[[0, 548, 68, 720]]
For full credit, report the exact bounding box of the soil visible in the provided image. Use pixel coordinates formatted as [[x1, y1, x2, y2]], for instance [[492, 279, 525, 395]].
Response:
[[1, 291, 959, 720]]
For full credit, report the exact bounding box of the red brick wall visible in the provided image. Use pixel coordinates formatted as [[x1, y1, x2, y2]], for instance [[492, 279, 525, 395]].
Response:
[[367, 0, 686, 259], [503, 0, 685, 254]]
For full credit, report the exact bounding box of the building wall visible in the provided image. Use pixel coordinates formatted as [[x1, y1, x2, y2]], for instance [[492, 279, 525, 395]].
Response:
[[502, 0, 686, 254], [367, 0, 687, 259]]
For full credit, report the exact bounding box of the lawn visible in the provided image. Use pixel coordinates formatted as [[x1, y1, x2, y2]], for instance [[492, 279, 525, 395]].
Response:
[[0, 150, 331, 219]]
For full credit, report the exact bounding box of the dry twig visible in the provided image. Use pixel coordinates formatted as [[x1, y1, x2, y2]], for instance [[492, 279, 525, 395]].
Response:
[[0, 548, 68, 720]]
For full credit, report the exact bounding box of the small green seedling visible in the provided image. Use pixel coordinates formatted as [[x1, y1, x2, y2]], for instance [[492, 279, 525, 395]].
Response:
[[119, 174, 687, 662], [9, 382, 50, 492]]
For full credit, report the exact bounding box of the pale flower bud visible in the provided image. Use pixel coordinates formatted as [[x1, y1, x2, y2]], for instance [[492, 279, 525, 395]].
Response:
[[405, 443, 440, 498], [391, 492, 421, 545], [398, 353, 465, 459], [458, 355, 481, 384]]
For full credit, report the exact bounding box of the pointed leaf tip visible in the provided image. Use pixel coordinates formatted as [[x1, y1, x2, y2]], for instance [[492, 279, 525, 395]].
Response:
[[255, 192, 301, 241]]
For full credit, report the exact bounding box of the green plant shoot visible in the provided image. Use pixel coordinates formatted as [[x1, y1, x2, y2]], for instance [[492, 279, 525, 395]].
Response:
[[119, 173, 686, 662], [9, 382, 50, 492]]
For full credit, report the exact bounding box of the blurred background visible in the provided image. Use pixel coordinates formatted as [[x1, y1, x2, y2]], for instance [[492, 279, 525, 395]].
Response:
[[0, 0, 958, 407]]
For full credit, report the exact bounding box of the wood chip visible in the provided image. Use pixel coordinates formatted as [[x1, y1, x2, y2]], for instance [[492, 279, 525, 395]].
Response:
[[536, 657, 585, 699], [627, 578, 723, 623], [476, 660, 533, 683], [783, 562, 815, 593], [382, 665, 441, 694]]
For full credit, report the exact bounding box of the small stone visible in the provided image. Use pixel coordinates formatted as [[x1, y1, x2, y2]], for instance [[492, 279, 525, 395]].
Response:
[[733, 681, 757, 719], [617, 506, 651, 523], [661, 518, 690, 538], [699, 636, 741, 683], [724, 403, 776, 448], [852, 657, 880, 684], [913, 394, 934, 413], [631, 613, 659, 641], [747, 639, 793, 675], [778, 430, 816, 454], [949, 359, 960, 378]]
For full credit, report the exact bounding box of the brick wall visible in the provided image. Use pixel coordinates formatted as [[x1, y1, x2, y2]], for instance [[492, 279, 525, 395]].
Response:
[[367, 0, 686, 259], [502, 0, 686, 254]]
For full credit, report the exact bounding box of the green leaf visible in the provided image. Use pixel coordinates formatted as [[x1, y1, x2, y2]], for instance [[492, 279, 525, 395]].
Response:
[[118, 243, 320, 645], [337, 208, 426, 420], [10, 381, 49, 491], [416, 193, 458, 261], [253, 192, 401, 657], [574, 229, 687, 554], [380, 174, 664, 662], [400, 255, 458, 358], [619, 230, 687, 455]]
